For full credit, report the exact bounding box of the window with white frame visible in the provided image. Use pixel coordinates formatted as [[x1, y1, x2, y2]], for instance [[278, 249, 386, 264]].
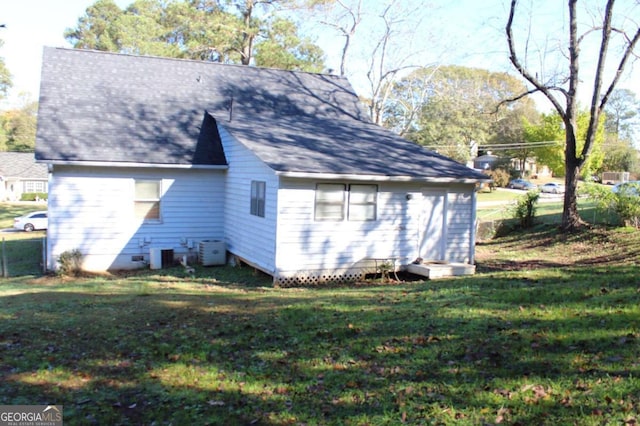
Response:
[[250, 180, 266, 217], [134, 179, 161, 221], [315, 184, 345, 221], [24, 181, 46, 193], [348, 184, 377, 221], [315, 183, 377, 221]]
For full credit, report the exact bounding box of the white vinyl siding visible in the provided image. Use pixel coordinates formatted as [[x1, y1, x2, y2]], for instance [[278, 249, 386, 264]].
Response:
[[276, 180, 413, 277], [46, 166, 225, 272], [219, 126, 278, 274], [275, 180, 476, 280]]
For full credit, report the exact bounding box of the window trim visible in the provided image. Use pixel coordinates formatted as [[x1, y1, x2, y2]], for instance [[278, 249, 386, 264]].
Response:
[[314, 183, 378, 222], [24, 181, 46, 193], [314, 183, 346, 221], [134, 179, 162, 222], [347, 184, 377, 221], [250, 180, 266, 217]]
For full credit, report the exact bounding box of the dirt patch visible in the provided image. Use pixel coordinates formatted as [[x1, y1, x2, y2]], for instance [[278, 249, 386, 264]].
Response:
[[475, 226, 640, 272]]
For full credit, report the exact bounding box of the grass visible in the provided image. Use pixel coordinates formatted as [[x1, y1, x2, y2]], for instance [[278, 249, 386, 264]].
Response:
[[0, 202, 46, 229], [1, 226, 639, 425], [0, 203, 47, 276], [478, 199, 617, 223]]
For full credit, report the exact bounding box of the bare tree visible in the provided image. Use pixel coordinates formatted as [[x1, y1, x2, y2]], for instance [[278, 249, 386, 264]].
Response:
[[365, 2, 423, 125], [312, 0, 362, 77], [310, 0, 435, 125], [506, 0, 640, 231]]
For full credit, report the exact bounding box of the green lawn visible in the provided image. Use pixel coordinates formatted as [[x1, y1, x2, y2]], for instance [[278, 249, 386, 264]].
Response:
[[477, 199, 617, 223], [0, 202, 46, 229], [0, 203, 47, 276], [1, 226, 639, 425]]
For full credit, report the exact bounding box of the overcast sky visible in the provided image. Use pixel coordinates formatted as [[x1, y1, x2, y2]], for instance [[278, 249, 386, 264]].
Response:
[[1, 0, 638, 111]]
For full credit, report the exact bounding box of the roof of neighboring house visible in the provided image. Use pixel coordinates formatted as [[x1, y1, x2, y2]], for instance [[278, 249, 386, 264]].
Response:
[[36, 47, 488, 181], [474, 154, 498, 162], [0, 152, 48, 179]]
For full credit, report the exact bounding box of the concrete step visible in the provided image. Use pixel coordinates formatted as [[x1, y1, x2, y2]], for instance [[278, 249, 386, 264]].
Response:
[[405, 262, 476, 279]]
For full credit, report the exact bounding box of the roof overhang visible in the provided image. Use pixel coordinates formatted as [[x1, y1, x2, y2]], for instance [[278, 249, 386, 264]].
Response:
[[276, 171, 491, 184], [38, 159, 228, 170]]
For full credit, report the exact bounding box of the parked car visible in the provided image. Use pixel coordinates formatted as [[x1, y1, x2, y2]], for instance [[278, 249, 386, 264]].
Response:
[[507, 179, 538, 190], [539, 182, 565, 194], [13, 211, 48, 232], [611, 181, 640, 196]]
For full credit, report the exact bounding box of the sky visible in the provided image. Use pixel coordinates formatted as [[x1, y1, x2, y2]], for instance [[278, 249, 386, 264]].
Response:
[[1, 0, 639, 111], [0, 0, 130, 108]]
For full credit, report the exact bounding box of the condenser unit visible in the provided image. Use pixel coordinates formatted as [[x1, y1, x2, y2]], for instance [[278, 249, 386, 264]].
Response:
[[199, 240, 226, 266]]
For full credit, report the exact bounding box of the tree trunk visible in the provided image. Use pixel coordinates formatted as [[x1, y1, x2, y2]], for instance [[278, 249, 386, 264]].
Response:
[[562, 130, 583, 231], [560, 116, 583, 231], [562, 163, 582, 230], [240, 0, 254, 65]]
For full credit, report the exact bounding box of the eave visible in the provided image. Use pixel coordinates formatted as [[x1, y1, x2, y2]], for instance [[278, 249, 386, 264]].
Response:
[[275, 171, 491, 184], [38, 159, 229, 171]]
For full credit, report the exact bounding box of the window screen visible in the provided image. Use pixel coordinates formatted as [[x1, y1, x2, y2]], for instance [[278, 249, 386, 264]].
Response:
[[251, 181, 266, 217], [315, 184, 346, 221], [134, 180, 161, 220], [348, 184, 377, 221]]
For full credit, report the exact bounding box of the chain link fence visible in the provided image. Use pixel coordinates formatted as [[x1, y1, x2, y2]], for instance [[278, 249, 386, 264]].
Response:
[[1, 236, 47, 277]]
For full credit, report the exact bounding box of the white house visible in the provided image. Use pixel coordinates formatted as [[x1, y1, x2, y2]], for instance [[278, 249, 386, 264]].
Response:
[[0, 152, 49, 201], [35, 48, 489, 284]]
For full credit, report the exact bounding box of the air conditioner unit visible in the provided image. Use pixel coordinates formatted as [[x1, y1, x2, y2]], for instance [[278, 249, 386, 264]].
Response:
[[199, 240, 226, 266]]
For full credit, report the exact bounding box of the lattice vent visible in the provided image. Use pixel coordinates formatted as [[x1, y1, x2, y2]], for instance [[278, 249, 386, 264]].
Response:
[[275, 271, 365, 287]]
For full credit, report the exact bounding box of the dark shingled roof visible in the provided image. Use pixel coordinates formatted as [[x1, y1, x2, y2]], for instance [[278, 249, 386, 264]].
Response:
[[36, 47, 487, 181], [0, 152, 48, 179]]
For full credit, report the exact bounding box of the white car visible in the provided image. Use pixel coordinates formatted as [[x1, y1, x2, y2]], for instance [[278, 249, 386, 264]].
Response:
[[13, 211, 48, 232], [539, 182, 565, 194]]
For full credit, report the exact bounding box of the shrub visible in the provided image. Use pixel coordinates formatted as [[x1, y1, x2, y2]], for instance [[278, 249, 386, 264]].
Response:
[[582, 183, 640, 228], [57, 249, 83, 276], [484, 168, 510, 189], [512, 190, 540, 228], [20, 192, 47, 201]]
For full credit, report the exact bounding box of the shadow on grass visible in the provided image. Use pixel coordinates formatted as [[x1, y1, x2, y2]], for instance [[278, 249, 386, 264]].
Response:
[[1, 264, 639, 424]]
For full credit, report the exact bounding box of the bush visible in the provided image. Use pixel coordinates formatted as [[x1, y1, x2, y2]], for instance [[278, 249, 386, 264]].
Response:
[[20, 192, 47, 201], [484, 168, 511, 189], [512, 190, 540, 228], [582, 183, 640, 228], [57, 249, 83, 276]]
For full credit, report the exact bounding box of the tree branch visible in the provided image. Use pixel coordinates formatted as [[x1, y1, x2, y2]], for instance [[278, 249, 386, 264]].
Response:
[[506, 0, 566, 116], [582, 1, 640, 159]]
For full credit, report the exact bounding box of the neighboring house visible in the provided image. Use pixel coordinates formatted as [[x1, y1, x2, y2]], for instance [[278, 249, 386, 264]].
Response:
[[473, 153, 499, 170], [0, 152, 49, 201], [473, 153, 552, 178], [36, 47, 489, 284]]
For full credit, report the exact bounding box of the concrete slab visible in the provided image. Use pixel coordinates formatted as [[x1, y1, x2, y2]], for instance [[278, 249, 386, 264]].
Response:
[[405, 262, 476, 279]]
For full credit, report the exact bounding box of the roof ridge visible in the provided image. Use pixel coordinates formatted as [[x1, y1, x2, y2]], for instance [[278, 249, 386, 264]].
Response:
[[45, 46, 344, 80]]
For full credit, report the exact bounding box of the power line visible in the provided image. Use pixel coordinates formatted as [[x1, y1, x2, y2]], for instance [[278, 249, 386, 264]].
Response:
[[479, 141, 562, 150], [421, 141, 562, 150]]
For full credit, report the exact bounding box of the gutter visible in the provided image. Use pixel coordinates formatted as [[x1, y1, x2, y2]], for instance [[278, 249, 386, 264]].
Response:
[[38, 159, 229, 170], [276, 171, 491, 184]]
